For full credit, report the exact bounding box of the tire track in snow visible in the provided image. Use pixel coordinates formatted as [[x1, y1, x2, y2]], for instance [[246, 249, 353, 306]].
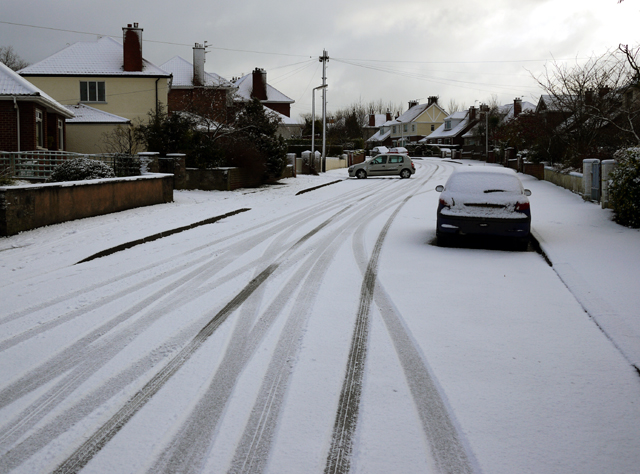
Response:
[[333, 165, 476, 474], [0, 191, 370, 469], [324, 196, 408, 474], [48, 205, 355, 474], [147, 176, 422, 474], [227, 176, 432, 474]]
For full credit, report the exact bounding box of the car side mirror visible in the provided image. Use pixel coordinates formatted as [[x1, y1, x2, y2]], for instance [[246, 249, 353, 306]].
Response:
[[524, 189, 532, 196], [435, 185, 444, 192]]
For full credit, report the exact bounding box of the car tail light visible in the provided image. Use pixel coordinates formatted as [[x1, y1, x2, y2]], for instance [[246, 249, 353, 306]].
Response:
[[439, 197, 453, 207], [515, 201, 530, 212]]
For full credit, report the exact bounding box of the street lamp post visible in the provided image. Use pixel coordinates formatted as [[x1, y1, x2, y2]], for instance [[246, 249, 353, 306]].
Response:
[[312, 84, 328, 172]]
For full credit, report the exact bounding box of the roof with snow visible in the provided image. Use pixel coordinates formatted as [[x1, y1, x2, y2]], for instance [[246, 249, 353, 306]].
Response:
[[396, 102, 447, 123], [232, 74, 293, 104], [18, 37, 170, 77], [0, 62, 74, 118], [426, 110, 473, 140], [364, 114, 390, 128], [367, 129, 391, 143], [159, 56, 233, 88], [499, 101, 536, 121], [536, 95, 575, 113], [64, 104, 130, 124]]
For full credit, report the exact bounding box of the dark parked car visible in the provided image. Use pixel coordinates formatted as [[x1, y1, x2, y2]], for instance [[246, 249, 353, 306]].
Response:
[[435, 167, 532, 249]]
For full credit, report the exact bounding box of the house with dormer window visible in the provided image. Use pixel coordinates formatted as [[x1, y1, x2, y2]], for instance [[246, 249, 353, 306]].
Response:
[[422, 106, 479, 150], [390, 97, 447, 146]]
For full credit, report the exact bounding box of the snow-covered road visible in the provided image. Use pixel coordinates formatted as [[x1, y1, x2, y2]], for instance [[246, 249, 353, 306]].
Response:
[[1, 159, 639, 474]]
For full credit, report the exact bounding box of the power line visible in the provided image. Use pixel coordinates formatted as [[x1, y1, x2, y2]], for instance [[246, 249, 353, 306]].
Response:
[[0, 21, 312, 58], [2, 20, 591, 65]]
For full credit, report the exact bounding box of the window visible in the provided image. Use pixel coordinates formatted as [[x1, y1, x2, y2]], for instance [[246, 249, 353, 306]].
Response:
[[58, 119, 64, 150], [80, 81, 106, 102], [431, 124, 435, 131], [35, 109, 44, 148], [403, 124, 408, 133], [392, 126, 396, 133], [444, 120, 451, 130], [371, 156, 387, 165], [389, 156, 403, 163], [412, 124, 416, 132]]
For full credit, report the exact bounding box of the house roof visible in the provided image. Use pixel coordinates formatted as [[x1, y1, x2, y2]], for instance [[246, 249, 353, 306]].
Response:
[[367, 129, 391, 143], [18, 37, 170, 77], [536, 95, 574, 113], [425, 110, 472, 140], [0, 62, 74, 118], [64, 104, 130, 124], [159, 56, 233, 88], [364, 114, 389, 128], [232, 74, 294, 104], [396, 102, 447, 123], [499, 100, 536, 121]]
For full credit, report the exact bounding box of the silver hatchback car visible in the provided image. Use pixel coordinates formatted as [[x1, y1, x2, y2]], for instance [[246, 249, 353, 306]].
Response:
[[348, 154, 415, 179]]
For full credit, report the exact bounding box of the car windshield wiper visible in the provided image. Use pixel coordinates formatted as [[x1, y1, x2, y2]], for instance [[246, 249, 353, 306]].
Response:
[[484, 189, 506, 193]]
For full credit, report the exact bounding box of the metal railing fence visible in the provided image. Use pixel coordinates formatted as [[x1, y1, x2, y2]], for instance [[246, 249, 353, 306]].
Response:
[[0, 151, 140, 180]]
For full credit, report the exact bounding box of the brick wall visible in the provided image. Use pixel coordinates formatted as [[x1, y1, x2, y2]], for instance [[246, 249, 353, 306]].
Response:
[[168, 88, 230, 119], [174, 167, 262, 191], [0, 175, 173, 236]]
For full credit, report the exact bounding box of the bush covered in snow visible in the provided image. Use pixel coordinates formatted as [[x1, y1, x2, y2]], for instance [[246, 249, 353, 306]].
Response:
[[609, 147, 640, 228], [48, 158, 115, 183]]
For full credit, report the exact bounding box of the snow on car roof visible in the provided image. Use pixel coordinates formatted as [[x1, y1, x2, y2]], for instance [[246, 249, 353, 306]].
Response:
[[446, 167, 523, 193]]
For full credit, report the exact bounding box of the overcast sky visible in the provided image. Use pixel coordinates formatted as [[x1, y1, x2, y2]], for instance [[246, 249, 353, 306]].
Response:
[[2, 0, 638, 121]]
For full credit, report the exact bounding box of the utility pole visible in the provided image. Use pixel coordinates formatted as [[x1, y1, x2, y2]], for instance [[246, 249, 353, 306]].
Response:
[[319, 49, 329, 172]]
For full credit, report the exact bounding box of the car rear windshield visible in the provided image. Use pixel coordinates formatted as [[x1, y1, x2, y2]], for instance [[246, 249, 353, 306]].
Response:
[[446, 172, 523, 194]]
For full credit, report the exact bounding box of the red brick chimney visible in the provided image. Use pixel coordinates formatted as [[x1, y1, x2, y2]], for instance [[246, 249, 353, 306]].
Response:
[[468, 106, 477, 121], [251, 68, 267, 101], [514, 98, 522, 117], [369, 114, 376, 127], [123, 23, 143, 72]]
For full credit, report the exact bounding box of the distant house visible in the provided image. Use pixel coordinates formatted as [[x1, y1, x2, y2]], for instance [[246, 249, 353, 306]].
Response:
[[366, 116, 394, 148], [422, 106, 479, 150], [0, 61, 74, 152], [390, 97, 448, 146], [364, 112, 392, 146], [462, 98, 536, 152], [63, 104, 130, 154], [19, 24, 171, 124], [160, 44, 236, 121], [232, 68, 295, 118]]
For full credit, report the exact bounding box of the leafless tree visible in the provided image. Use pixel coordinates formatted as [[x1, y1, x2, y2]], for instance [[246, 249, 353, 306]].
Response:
[[101, 124, 142, 155], [0, 46, 29, 71], [446, 99, 466, 114], [533, 48, 640, 166]]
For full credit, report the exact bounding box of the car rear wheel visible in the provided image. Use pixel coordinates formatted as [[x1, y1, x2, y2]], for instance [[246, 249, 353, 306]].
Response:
[[356, 169, 367, 179], [400, 168, 411, 179]]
